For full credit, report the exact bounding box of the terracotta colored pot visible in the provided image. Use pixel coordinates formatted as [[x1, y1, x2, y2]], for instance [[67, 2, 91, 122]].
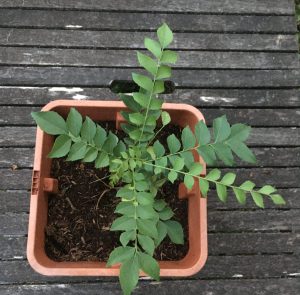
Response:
[[27, 100, 207, 277]]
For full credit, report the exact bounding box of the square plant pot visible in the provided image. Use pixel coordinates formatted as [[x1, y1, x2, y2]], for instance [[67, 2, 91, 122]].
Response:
[[27, 100, 207, 277]]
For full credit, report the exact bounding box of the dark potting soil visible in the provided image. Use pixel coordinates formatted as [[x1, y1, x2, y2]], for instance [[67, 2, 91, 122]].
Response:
[[45, 122, 189, 262]]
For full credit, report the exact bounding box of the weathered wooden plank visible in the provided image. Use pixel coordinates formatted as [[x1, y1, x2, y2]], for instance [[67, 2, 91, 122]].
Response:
[[1, 147, 299, 169], [0, 29, 297, 51], [1, 47, 298, 69], [0, 87, 299, 107], [2, 106, 300, 127], [0, 190, 29, 213], [0, 10, 296, 33], [1, 279, 299, 295], [1, 232, 297, 261], [0, 255, 298, 284], [1, 127, 299, 147], [0, 0, 295, 15], [1, 208, 299, 236], [1, 67, 299, 88]]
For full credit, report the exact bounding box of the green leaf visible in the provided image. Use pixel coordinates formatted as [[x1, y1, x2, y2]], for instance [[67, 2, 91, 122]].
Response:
[[119, 255, 139, 295], [214, 143, 234, 166], [181, 126, 196, 149], [81, 116, 96, 143], [228, 123, 251, 142], [83, 146, 98, 162], [168, 170, 178, 183], [181, 151, 194, 169], [106, 246, 135, 267], [132, 73, 153, 92], [102, 132, 118, 153], [233, 187, 247, 205], [136, 181, 149, 192], [94, 125, 107, 148], [137, 51, 157, 76], [138, 234, 155, 256], [240, 180, 255, 191], [48, 134, 71, 158], [189, 162, 203, 176], [120, 94, 143, 112], [149, 98, 163, 110], [66, 107, 82, 137], [158, 206, 174, 221], [259, 185, 277, 195], [157, 23, 173, 48], [213, 115, 231, 142], [228, 140, 256, 164], [197, 145, 216, 165], [167, 134, 181, 153], [153, 80, 164, 94], [161, 111, 171, 126], [153, 140, 165, 157], [270, 194, 286, 205], [184, 174, 194, 190], [161, 50, 178, 64], [114, 141, 126, 157], [206, 168, 221, 181], [172, 156, 185, 170], [138, 252, 160, 281], [195, 120, 211, 145], [144, 37, 161, 58], [95, 151, 109, 168], [116, 188, 135, 200], [132, 92, 150, 108], [137, 219, 158, 239], [136, 192, 154, 205], [120, 230, 136, 247], [154, 199, 167, 211], [137, 205, 158, 220], [156, 65, 171, 79], [251, 191, 264, 208], [221, 172, 236, 185], [165, 220, 184, 244], [129, 112, 144, 126], [115, 202, 135, 216], [110, 216, 136, 231], [216, 183, 227, 202], [31, 111, 67, 135], [67, 141, 87, 161], [199, 178, 209, 197], [156, 220, 167, 246]]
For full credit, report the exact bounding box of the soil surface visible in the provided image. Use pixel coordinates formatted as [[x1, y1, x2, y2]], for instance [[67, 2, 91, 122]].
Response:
[[45, 122, 189, 262]]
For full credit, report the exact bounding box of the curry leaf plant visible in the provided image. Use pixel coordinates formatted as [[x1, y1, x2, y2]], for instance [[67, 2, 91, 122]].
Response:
[[31, 23, 286, 295]]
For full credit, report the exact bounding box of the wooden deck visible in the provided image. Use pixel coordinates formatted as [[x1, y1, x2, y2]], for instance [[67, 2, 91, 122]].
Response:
[[0, 1, 299, 294]]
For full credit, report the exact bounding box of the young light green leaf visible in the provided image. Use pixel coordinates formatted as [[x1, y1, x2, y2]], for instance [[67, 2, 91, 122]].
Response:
[[172, 156, 185, 170], [120, 230, 136, 247], [48, 134, 71, 158], [167, 134, 181, 153], [189, 162, 203, 176], [165, 220, 184, 244], [240, 180, 255, 191], [213, 115, 231, 142], [251, 191, 264, 208], [95, 151, 109, 168], [110, 216, 136, 231], [138, 252, 160, 281], [233, 187, 247, 205], [168, 170, 178, 183], [119, 255, 139, 295], [66, 107, 82, 137], [144, 37, 161, 58], [161, 50, 178, 64], [137, 51, 157, 76], [161, 111, 171, 126], [156, 65, 171, 79], [259, 185, 277, 195], [195, 120, 211, 145], [106, 246, 135, 267], [157, 23, 173, 48], [181, 126, 196, 149], [138, 234, 155, 255], [184, 174, 194, 190], [81, 116, 96, 143], [129, 112, 144, 126], [31, 111, 67, 135], [153, 80, 164, 94], [132, 92, 150, 108], [137, 219, 158, 239], [206, 168, 221, 181], [199, 178, 209, 197], [221, 172, 236, 185], [132, 73, 153, 92], [216, 183, 227, 202], [270, 194, 286, 205], [83, 146, 98, 162], [66, 141, 87, 161]]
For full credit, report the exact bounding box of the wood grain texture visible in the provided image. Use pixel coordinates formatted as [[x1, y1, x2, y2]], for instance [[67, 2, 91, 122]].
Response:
[[0, 87, 299, 107], [1, 67, 299, 88], [0, 29, 297, 51], [1, 127, 299, 147], [0, 10, 297, 33], [1, 47, 298, 69], [0, 0, 295, 14], [1, 279, 299, 295]]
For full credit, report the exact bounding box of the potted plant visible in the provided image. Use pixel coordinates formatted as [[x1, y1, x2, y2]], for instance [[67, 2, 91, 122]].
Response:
[[28, 23, 285, 295]]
